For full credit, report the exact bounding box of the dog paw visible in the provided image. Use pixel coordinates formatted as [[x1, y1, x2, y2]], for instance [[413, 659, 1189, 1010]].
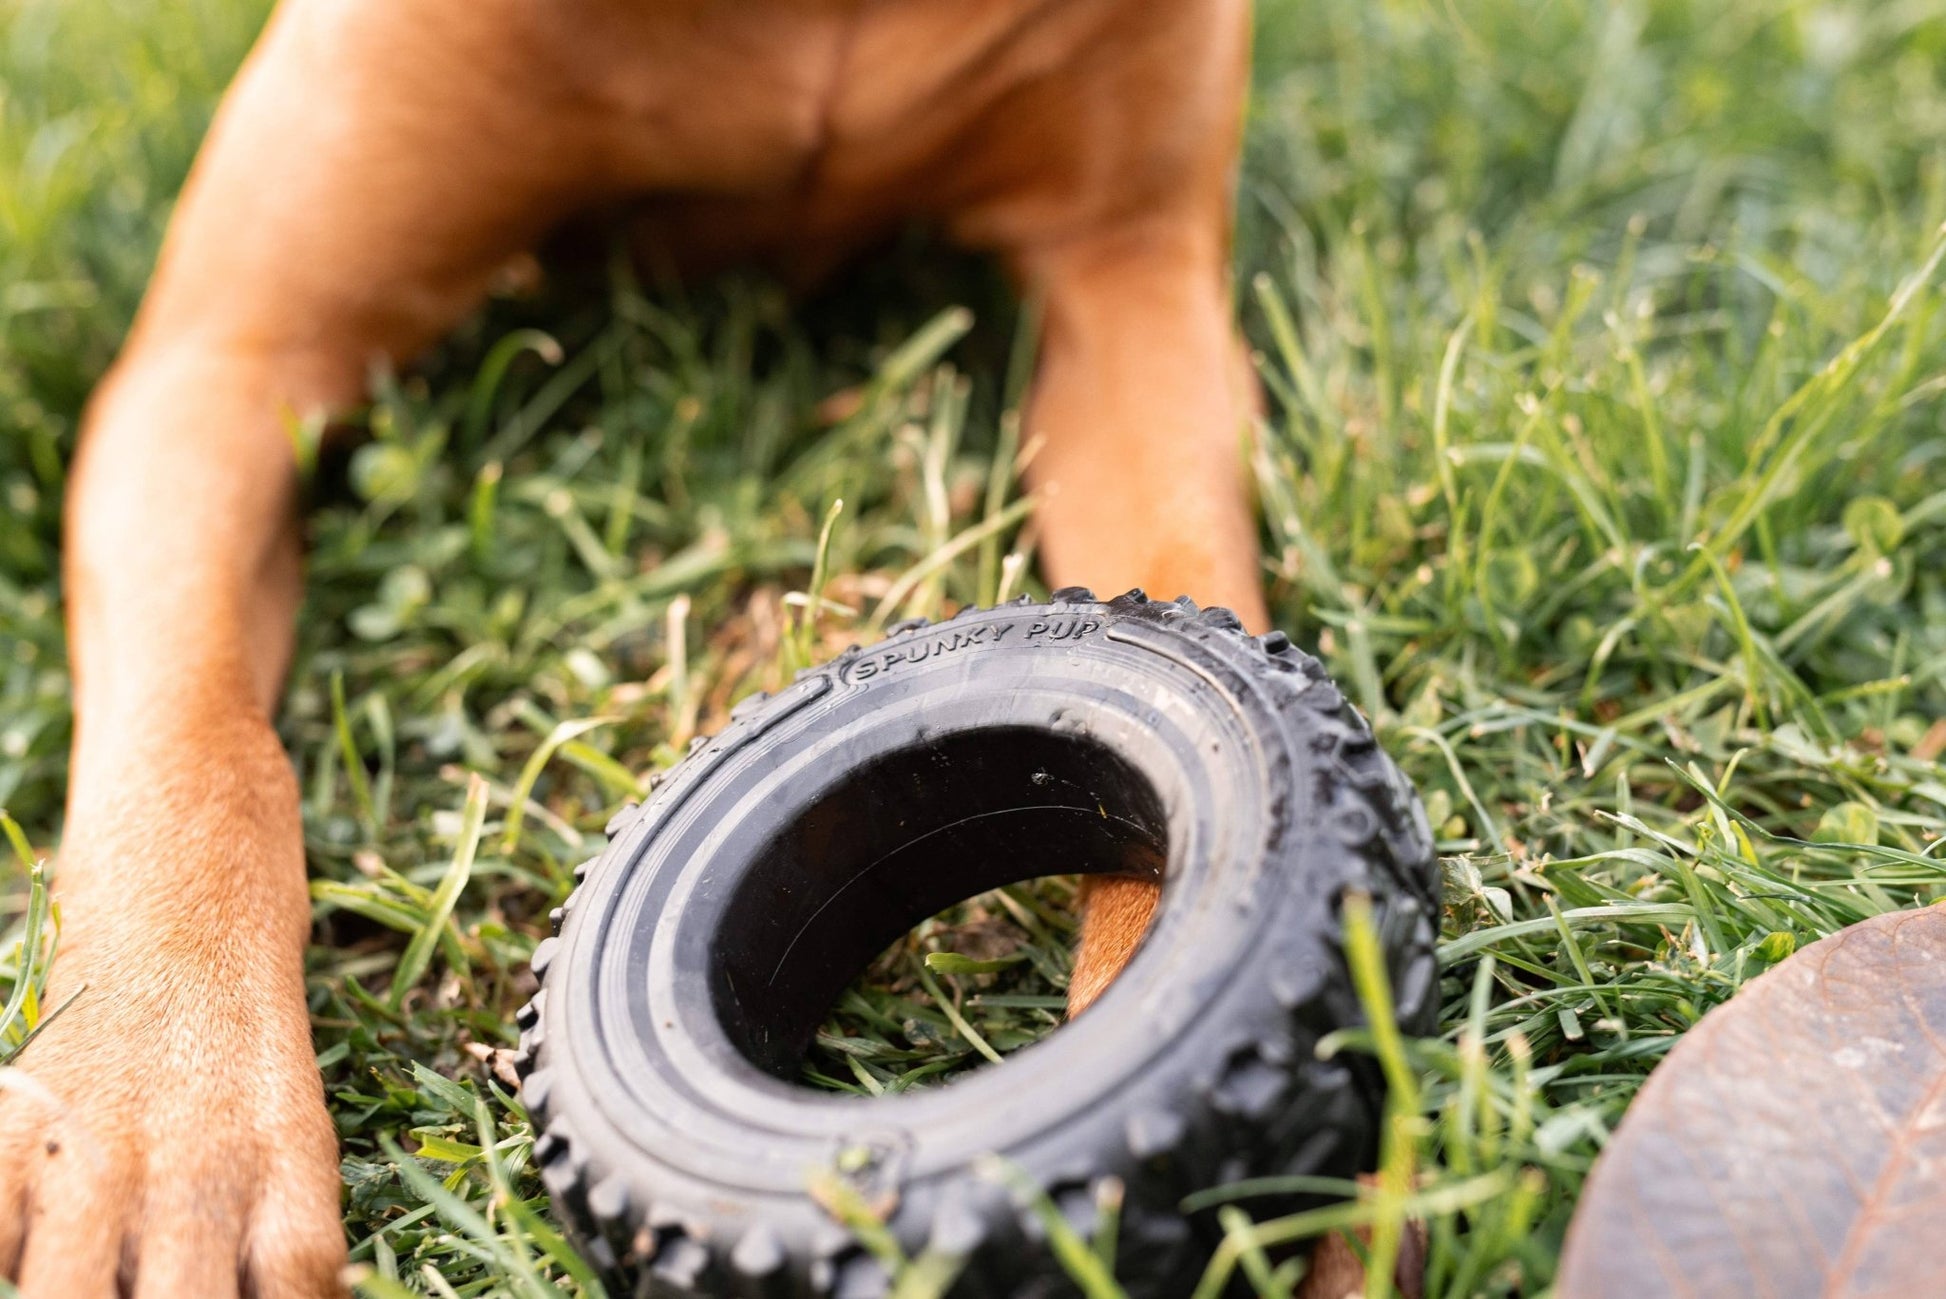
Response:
[[0, 961, 347, 1297]]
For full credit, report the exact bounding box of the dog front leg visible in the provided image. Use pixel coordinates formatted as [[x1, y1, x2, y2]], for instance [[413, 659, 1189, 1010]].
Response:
[[1016, 218, 1266, 1015], [12, 349, 340, 1297], [2, 0, 628, 1290]]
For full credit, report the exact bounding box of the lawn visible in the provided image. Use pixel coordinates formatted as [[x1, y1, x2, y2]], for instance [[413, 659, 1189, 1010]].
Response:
[[4, 0, 1946, 1294]]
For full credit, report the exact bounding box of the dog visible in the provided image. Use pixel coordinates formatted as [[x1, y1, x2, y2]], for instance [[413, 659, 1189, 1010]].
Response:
[[15, 0, 1267, 1292]]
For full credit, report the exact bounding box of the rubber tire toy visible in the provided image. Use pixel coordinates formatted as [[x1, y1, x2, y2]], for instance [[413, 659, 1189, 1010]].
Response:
[[517, 588, 1439, 1299]]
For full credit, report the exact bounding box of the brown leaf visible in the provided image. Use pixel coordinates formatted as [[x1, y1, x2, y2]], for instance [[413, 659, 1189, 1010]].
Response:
[[1299, 1219, 1426, 1299], [1559, 905, 1946, 1299], [1294, 1173, 1426, 1299]]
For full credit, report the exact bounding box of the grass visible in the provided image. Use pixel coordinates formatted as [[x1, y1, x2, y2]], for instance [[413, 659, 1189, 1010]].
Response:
[[4, 0, 1946, 1293]]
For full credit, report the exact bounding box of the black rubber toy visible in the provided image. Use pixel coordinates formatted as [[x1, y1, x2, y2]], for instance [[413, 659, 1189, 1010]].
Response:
[[516, 588, 1439, 1298]]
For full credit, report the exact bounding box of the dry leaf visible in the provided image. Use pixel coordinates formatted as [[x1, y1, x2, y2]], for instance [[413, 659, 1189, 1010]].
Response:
[[1559, 905, 1946, 1298]]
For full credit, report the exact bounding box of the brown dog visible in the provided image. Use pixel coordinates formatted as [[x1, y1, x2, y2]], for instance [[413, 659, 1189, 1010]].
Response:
[[19, 0, 1265, 1293]]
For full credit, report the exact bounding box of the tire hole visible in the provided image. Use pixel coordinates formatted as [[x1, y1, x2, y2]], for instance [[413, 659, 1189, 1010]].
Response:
[[707, 726, 1168, 1088], [802, 874, 1080, 1093]]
